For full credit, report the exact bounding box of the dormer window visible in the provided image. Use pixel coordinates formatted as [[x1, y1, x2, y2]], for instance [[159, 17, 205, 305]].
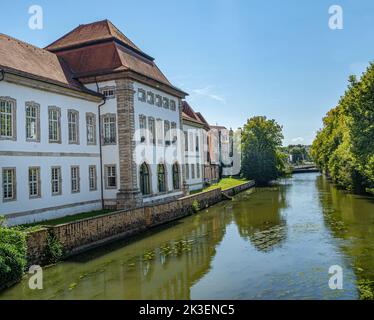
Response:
[[101, 87, 115, 99], [138, 89, 146, 102]]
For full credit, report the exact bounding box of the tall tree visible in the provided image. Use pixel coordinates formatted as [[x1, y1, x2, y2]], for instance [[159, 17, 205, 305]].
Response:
[[241, 116, 286, 186]]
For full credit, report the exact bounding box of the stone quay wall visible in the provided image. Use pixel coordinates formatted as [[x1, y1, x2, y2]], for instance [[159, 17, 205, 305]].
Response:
[[26, 181, 255, 266]]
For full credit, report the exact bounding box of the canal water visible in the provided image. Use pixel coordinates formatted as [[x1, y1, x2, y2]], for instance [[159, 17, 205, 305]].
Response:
[[2, 172, 374, 300]]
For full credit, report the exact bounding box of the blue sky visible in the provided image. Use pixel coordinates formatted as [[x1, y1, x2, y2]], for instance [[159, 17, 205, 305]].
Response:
[[2, 0, 374, 145]]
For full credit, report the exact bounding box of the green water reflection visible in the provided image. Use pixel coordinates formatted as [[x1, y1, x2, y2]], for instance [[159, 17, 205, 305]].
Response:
[[1, 173, 374, 299]]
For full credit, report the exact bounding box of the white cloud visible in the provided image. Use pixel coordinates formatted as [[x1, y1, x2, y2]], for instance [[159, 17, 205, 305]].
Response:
[[189, 85, 226, 104], [291, 137, 304, 143]]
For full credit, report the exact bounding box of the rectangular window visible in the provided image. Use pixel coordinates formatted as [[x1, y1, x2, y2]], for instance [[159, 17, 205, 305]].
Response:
[[155, 95, 162, 107], [86, 113, 96, 145], [148, 118, 155, 145], [185, 163, 189, 179], [89, 165, 97, 191], [51, 167, 62, 196], [29, 167, 41, 198], [68, 110, 79, 144], [162, 97, 169, 109], [0, 98, 16, 139], [147, 92, 154, 105], [71, 166, 80, 193], [102, 87, 115, 99], [2, 168, 16, 201], [102, 114, 116, 145], [105, 165, 117, 189], [139, 115, 147, 143], [164, 121, 170, 146], [189, 132, 194, 152], [184, 131, 188, 151], [191, 164, 195, 179], [170, 100, 176, 111], [138, 89, 146, 102], [25, 102, 40, 142], [171, 122, 177, 143], [156, 119, 163, 145], [48, 107, 61, 143], [197, 164, 200, 178], [196, 135, 199, 152]]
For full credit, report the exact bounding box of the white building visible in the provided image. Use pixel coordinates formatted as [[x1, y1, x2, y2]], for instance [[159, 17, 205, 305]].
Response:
[[181, 102, 205, 191], [0, 20, 188, 225]]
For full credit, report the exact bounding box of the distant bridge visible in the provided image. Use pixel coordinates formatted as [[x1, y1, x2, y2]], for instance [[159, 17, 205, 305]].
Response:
[[292, 164, 319, 174]]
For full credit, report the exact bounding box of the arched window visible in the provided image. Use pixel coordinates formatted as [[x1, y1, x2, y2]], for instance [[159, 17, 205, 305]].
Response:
[[140, 163, 151, 195], [157, 164, 166, 192], [172, 163, 180, 190]]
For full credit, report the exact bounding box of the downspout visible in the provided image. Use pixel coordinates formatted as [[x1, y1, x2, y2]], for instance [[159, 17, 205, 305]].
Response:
[[95, 78, 106, 210]]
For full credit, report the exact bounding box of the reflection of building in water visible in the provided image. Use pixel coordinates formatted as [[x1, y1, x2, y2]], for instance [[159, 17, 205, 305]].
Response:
[[232, 187, 288, 252], [118, 208, 232, 299], [316, 175, 374, 296]]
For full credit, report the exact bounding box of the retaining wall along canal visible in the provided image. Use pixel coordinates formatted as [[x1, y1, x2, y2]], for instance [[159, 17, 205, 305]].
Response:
[[26, 181, 255, 266]]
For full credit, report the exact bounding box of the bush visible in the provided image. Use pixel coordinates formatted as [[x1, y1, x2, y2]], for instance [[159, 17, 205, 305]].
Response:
[[0, 224, 27, 289], [46, 232, 63, 264], [192, 200, 200, 213]]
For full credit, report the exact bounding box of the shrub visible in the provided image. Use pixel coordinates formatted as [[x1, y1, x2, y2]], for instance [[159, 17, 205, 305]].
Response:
[[192, 200, 200, 213], [0, 223, 27, 289], [46, 232, 63, 264]]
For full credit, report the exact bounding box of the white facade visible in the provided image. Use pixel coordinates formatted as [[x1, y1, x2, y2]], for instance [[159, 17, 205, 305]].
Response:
[[0, 80, 102, 226], [182, 122, 204, 191]]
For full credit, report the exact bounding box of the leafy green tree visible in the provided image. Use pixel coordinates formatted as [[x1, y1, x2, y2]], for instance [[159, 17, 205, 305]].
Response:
[[241, 116, 286, 185]]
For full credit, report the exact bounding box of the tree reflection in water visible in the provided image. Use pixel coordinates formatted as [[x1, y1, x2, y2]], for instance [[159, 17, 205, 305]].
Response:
[[232, 184, 289, 252]]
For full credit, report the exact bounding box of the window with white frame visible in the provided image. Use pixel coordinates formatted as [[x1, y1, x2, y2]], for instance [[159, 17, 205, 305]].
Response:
[[2, 168, 16, 201], [191, 164, 195, 179], [197, 164, 200, 178], [164, 120, 170, 146], [189, 132, 194, 152], [170, 100, 176, 111], [25, 102, 40, 142], [29, 167, 41, 198], [101, 87, 115, 99], [162, 97, 169, 109], [185, 163, 189, 179], [196, 135, 200, 152], [68, 110, 79, 144], [139, 115, 147, 143], [0, 97, 16, 140], [156, 119, 163, 145], [89, 165, 97, 191], [184, 131, 188, 151], [51, 167, 62, 195], [86, 113, 96, 145], [102, 114, 116, 145], [148, 117, 155, 145], [71, 166, 80, 193], [48, 106, 61, 143], [171, 122, 177, 143], [105, 165, 117, 189], [155, 95, 162, 107], [147, 92, 154, 105], [138, 89, 146, 102]]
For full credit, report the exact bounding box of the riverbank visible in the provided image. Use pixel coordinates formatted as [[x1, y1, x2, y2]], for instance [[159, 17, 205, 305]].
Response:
[[26, 180, 255, 267]]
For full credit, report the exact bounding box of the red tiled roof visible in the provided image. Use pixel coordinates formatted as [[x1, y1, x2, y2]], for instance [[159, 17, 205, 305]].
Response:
[[46, 19, 142, 54], [195, 112, 211, 130], [182, 101, 206, 126], [45, 20, 178, 89], [0, 33, 100, 96]]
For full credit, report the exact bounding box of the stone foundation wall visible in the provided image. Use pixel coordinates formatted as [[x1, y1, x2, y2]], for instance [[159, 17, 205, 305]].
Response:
[[26, 181, 254, 266]]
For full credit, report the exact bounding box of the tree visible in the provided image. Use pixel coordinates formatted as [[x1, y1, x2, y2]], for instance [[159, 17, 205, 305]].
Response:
[[241, 116, 286, 185]]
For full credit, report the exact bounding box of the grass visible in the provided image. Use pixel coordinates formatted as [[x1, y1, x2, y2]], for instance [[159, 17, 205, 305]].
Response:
[[17, 209, 114, 229], [205, 177, 249, 191]]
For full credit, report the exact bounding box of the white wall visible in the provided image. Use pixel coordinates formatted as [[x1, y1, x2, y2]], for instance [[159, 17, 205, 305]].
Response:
[[183, 123, 204, 191], [0, 81, 102, 225]]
